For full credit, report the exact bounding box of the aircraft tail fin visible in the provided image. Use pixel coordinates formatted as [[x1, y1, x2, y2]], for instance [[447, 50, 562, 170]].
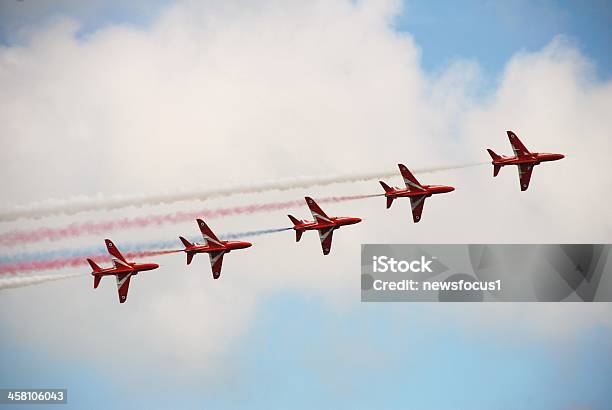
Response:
[[88, 258, 102, 289], [87, 258, 101, 272], [179, 236, 193, 248], [186, 251, 195, 265], [179, 237, 196, 264], [487, 150, 503, 177], [379, 181, 393, 193], [380, 181, 395, 208], [493, 164, 501, 177], [287, 215, 301, 226], [487, 149, 501, 161], [288, 215, 304, 241]]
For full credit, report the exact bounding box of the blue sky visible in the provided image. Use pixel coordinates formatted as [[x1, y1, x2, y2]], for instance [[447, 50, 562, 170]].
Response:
[[2, 293, 611, 409], [396, 0, 612, 79], [1, 1, 611, 409], [1, 0, 610, 79]]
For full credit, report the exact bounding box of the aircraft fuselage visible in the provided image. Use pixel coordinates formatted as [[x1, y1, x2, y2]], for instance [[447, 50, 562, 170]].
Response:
[[92, 262, 159, 278], [492, 153, 564, 167], [293, 216, 362, 232], [384, 184, 455, 199], [184, 240, 252, 254]]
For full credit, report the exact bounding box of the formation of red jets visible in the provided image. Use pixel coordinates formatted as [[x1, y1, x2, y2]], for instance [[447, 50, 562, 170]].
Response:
[[88, 131, 564, 303]]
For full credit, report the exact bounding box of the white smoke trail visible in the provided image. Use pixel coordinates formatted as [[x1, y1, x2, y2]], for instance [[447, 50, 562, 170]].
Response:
[[0, 273, 82, 290], [0, 162, 487, 222]]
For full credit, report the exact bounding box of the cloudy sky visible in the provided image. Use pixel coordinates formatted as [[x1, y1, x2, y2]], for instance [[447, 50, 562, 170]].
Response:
[[0, 1, 611, 409]]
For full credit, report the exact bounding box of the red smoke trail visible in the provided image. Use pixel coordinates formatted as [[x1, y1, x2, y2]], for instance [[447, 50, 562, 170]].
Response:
[[0, 194, 379, 247], [0, 249, 179, 275]]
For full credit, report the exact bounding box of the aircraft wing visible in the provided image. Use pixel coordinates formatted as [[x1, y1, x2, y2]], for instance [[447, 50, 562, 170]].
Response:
[[197, 219, 223, 247], [507, 131, 530, 158], [105, 239, 128, 264], [305, 197, 332, 224], [115, 272, 133, 303], [409, 195, 426, 223], [518, 164, 534, 191], [398, 164, 425, 192], [208, 250, 225, 279], [317, 227, 334, 255]]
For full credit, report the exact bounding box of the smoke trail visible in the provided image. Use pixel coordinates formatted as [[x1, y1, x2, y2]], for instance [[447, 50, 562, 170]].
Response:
[[0, 228, 293, 286], [0, 227, 291, 264], [0, 194, 376, 247], [0, 273, 83, 290], [0, 227, 291, 274], [222, 227, 292, 240], [0, 249, 178, 275], [0, 162, 485, 222], [0, 241, 180, 265]]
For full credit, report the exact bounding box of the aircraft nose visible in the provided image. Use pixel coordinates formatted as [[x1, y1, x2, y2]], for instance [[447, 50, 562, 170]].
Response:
[[243, 242, 253, 249], [546, 153, 564, 161], [352, 217, 362, 224], [149, 263, 160, 270], [447, 186, 455, 193]]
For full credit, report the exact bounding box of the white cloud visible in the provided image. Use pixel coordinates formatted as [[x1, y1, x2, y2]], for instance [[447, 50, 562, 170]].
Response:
[[1, 0, 611, 383]]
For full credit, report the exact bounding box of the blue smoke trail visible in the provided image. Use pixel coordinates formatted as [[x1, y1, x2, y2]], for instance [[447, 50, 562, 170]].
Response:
[[0, 227, 291, 265]]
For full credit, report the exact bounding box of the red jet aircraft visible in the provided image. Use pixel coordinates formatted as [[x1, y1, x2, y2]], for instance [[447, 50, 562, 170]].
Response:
[[379, 164, 454, 223], [179, 219, 252, 279], [288, 197, 362, 255], [487, 131, 564, 191], [87, 239, 159, 304]]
